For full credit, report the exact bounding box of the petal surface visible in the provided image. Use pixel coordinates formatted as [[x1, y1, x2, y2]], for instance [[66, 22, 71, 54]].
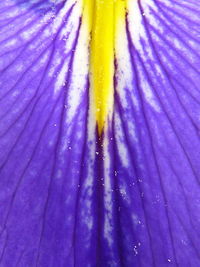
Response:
[[0, 0, 200, 267]]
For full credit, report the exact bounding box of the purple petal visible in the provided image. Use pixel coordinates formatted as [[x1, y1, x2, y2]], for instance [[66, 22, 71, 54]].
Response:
[[0, 0, 200, 266]]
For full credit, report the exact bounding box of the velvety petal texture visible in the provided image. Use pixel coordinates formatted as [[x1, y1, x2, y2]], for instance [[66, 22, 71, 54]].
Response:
[[0, 0, 200, 266]]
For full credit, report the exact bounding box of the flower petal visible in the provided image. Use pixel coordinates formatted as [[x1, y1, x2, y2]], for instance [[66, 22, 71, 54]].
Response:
[[0, 0, 200, 266], [111, 0, 200, 265], [0, 1, 91, 265]]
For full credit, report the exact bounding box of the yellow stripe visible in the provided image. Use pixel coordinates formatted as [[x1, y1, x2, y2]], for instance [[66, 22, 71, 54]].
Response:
[[83, 0, 127, 134]]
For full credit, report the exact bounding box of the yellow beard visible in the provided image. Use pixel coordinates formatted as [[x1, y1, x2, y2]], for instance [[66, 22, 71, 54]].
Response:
[[83, 0, 127, 134]]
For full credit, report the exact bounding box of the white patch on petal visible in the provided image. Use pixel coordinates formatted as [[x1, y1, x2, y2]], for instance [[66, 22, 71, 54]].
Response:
[[140, 77, 161, 112], [114, 113, 130, 168], [64, 1, 89, 125], [103, 133, 114, 248]]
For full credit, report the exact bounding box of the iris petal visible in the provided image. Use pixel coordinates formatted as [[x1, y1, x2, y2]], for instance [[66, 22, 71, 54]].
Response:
[[0, 0, 200, 266]]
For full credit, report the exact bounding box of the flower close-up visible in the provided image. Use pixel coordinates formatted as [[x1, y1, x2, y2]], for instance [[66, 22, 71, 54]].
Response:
[[0, 0, 200, 266]]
